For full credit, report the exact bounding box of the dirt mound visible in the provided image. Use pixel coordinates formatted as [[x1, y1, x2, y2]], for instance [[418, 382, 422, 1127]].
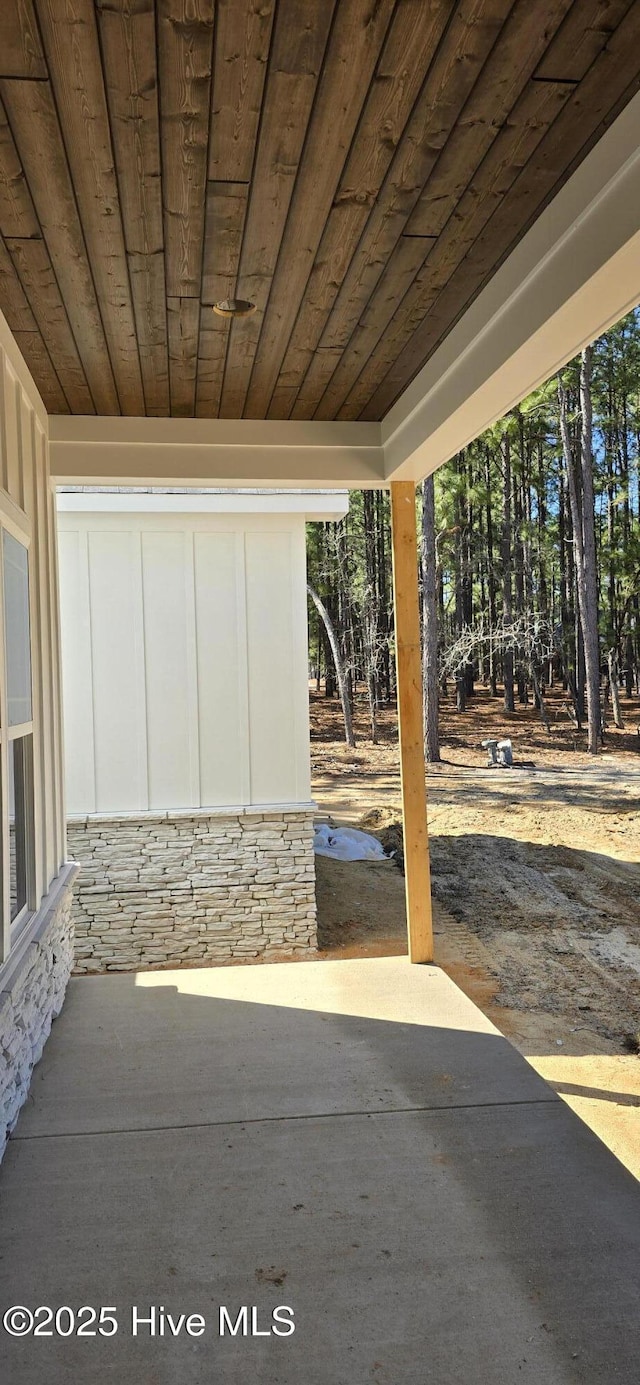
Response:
[[359, 808, 405, 868]]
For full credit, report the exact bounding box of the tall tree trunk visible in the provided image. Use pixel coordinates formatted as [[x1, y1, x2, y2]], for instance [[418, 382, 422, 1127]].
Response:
[[558, 347, 601, 753], [316, 613, 322, 692], [607, 650, 624, 729], [501, 435, 515, 712], [376, 490, 392, 702], [462, 456, 474, 696], [421, 475, 441, 762], [456, 674, 467, 713], [453, 455, 467, 712], [485, 449, 498, 695], [514, 415, 527, 703], [624, 630, 634, 697], [558, 469, 570, 691], [575, 599, 586, 724], [362, 491, 380, 743], [536, 438, 549, 621], [578, 346, 602, 751], [307, 582, 356, 747]]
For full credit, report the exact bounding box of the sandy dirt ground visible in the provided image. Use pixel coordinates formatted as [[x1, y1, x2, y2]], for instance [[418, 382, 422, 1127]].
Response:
[[310, 688, 640, 1179]]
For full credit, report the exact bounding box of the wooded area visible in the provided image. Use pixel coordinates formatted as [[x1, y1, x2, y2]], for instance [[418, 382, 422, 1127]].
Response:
[[307, 309, 640, 758]]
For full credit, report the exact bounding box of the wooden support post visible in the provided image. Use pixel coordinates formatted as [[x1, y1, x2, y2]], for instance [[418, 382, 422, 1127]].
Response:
[[390, 481, 434, 963]]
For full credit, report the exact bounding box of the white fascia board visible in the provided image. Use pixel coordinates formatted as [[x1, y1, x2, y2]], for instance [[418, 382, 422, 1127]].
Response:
[[56, 489, 350, 520], [49, 416, 384, 489], [382, 89, 640, 482]]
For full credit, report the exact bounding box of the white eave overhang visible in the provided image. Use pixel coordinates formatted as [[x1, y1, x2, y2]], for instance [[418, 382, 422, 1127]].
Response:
[[48, 89, 640, 493], [56, 488, 349, 522], [49, 417, 385, 490]]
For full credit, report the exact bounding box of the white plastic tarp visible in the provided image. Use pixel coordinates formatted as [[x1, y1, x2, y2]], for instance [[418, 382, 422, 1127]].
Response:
[[313, 824, 388, 862]]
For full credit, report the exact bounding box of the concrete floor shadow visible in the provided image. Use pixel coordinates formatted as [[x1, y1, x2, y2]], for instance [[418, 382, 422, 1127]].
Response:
[[1, 959, 639, 1384]]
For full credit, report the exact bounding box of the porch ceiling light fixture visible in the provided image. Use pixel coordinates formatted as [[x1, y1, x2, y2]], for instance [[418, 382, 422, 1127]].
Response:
[[213, 298, 257, 318]]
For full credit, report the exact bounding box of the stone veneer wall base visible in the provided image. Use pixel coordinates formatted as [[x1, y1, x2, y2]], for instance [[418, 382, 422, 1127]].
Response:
[[0, 863, 77, 1162], [68, 809, 317, 973]]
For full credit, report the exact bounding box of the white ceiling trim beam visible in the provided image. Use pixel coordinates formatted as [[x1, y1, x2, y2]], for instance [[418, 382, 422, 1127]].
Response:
[[49, 417, 384, 489], [382, 89, 640, 483]]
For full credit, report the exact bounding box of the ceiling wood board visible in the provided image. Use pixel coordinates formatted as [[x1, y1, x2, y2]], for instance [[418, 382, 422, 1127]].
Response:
[[0, 98, 40, 238], [311, 0, 576, 420], [97, 0, 169, 415], [5, 236, 95, 412], [218, 0, 337, 419], [265, 0, 456, 420], [314, 232, 442, 421], [243, 0, 397, 418], [196, 178, 247, 416], [0, 2, 46, 80], [0, 78, 120, 414], [208, 0, 275, 183], [0, 234, 38, 334], [13, 330, 68, 412], [34, 0, 145, 414], [358, 0, 640, 418], [157, 0, 215, 301], [167, 294, 200, 416], [286, 0, 517, 421], [0, 0, 637, 420], [322, 77, 575, 420], [533, 0, 633, 82], [403, 0, 576, 237]]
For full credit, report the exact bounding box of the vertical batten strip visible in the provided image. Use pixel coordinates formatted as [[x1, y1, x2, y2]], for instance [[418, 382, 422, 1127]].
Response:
[[236, 531, 251, 805], [291, 521, 312, 805], [34, 438, 57, 881], [0, 349, 7, 493], [390, 480, 434, 964], [3, 365, 21, 499], [133, 529, 150, 812], [20, 407, 44, 902], [46, 480, 65, 867], [184, 528, 201, 808], [83, 526, 97, 816], [18, 392, 33, 512], [45, 474, 59, 879], [21, 413, 47, 892]]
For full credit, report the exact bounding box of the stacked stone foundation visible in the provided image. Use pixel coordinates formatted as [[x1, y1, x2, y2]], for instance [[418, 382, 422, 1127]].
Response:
[[68, 809, 317, 973], [0, 866, 76, 1161]]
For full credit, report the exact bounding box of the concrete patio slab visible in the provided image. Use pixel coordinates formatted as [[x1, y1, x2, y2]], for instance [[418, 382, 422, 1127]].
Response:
[[16, 957, 553, 1135], [1, 957, 639, 1384]]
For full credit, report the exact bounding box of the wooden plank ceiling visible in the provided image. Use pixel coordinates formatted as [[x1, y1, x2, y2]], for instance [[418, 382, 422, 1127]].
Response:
[[0, 0, 639, 420]]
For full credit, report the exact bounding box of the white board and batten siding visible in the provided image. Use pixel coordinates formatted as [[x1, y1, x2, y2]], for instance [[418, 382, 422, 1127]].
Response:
[[57, 493, 348, 816], [0, 310, 65, 904]]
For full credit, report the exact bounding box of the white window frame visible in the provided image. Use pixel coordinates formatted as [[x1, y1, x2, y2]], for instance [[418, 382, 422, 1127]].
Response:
[[0, 488, 35, 962]]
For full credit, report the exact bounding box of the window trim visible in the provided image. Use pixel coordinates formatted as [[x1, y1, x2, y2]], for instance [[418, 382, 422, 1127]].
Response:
[[0, 489, 35, 963]]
